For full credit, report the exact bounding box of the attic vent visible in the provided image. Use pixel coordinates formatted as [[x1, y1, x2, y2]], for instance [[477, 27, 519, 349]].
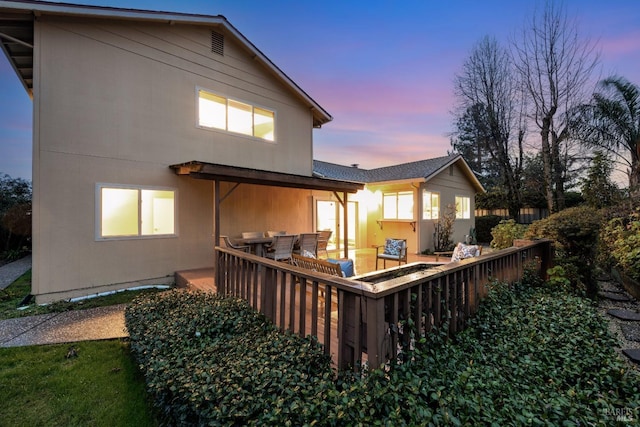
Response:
[[211, 30, 224, 55]]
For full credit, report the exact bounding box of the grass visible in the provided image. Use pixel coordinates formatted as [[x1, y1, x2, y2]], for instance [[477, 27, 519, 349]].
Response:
[[0, 340, 158, 426], [0, 270, 167, 321], [0, 272, 166, 426]]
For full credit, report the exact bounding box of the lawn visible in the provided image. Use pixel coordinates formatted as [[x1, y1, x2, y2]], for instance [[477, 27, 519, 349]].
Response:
[[0, 340, 158, 426], [0, 272, 163, 426]]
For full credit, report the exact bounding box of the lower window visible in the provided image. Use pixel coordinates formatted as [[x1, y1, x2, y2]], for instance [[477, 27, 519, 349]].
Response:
[[455, 195, 471, 219], [98, 185, 176, 238]]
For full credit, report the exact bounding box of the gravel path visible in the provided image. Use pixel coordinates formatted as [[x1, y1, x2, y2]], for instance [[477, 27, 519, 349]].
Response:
[[597, 275, 640, 370]]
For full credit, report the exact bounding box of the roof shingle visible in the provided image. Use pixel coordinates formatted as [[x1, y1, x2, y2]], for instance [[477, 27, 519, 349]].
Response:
[[313, 155, 461, 184]]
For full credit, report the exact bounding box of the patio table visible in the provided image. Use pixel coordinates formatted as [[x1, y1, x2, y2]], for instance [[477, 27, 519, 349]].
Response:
[[237, 236, 273, 257], [433, 251, 454, 262]]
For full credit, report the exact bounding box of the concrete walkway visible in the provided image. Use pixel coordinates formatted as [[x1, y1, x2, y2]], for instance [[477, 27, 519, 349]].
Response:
[[0, 255, 128, 347], [0, 254, 32, 290], [0, 304, 128, 347]]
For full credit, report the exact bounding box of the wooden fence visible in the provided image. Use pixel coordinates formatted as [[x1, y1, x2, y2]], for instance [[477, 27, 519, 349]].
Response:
[[215, 240, 553, 371]]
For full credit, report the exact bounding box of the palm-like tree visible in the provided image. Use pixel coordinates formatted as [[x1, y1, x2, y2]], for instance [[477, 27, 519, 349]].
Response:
[[578, 76, 640, 197]]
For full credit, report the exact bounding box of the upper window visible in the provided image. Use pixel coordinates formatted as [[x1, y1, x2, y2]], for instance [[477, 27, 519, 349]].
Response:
[[422, 190, 440, 220], [198, 89, 275, 141], [98, 184, 176, 239], [455, 195, 471, 219], [383, 191, 413, 220]]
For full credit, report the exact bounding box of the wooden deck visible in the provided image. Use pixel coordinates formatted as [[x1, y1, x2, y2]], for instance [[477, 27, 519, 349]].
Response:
[[176, 248, 449, 292], [174, 249, 454, 368], [176, 242, 550, 371]]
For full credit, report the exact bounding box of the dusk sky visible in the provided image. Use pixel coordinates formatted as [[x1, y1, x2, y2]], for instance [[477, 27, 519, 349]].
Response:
[[1, 0, 639, 180]]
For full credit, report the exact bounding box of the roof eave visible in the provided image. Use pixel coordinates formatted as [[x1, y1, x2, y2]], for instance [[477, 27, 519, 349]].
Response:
[[0, 1, 332, 125], [170, 161, 363, 193], [366, 178, 425, 186]]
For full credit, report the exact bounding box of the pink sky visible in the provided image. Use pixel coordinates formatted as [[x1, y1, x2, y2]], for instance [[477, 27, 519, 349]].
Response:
[[1, 0, 639, 179]]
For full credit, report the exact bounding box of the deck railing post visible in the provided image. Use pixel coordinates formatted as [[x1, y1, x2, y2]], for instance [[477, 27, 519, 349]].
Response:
[[338, 290, 362, 370], [213, 239, 554, 373], [365, 295, 387, 370]]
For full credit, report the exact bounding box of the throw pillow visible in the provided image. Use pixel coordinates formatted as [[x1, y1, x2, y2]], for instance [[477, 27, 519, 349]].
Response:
[[327, 258, 355, 277], [300, 250, 316, 259], [384, 238, 403, 256], [451, 243, 479, 262]]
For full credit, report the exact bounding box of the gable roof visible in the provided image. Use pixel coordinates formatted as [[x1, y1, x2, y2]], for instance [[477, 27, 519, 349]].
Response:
[[314, 155, 485, 192], [0, 0, 332, 127]]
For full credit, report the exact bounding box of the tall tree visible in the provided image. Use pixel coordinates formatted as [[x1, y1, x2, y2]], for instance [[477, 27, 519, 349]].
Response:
[[576, 76, 640, 198], [520, 153, 547, 208], [580, 151, 620, 209], [452, 36, 525, 219], [0, 173, 32, 253], [450, 103, 502, 189], [512, 2, 599, 213]]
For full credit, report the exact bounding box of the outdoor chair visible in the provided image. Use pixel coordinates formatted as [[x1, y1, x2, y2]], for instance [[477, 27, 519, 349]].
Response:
[[428, 242, 483, 266], [449, 242, 482, 262], [266, 230, 287, 237], [375, 238, 408, 269], [294, 233, 319, 258], [264, 234, 296, 263], [219, 235, 250, 253], [316, 230, 332, 258], [242, 231, 265, 239]]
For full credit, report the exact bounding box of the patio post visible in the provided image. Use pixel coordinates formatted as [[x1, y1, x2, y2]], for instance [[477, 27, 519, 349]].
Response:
[[214, 179, 222, 289]]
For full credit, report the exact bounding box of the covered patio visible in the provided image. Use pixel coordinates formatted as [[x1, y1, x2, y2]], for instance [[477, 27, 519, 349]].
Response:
[[170, 160, 364, 263]]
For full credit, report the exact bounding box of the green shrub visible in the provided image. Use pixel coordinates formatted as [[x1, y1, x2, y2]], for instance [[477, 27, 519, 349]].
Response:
[[600, 207, 640, 282], [434, 204, 456, 251], [490, 219, 526, 249], [525, 206, 602, 298], [475, 215, 504, 244], [332, 278, 640, 425], [125, 290, 337, 426], [126, 286, 639, 425]]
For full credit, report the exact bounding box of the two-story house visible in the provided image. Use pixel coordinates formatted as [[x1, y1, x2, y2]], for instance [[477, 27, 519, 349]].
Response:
[[1, 1, 482, 303]]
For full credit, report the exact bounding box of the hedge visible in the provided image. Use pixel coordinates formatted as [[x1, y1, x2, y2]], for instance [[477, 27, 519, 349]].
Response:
[[126, 284, 639, 425], [125, 290, 336, 426]]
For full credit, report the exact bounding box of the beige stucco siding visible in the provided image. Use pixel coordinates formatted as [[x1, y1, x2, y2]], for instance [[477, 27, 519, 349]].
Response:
[[31, 152, 214, 302], [358, 162, 478, 255], [217, 183, 321, 238], [361, 183, 419, 254], [31, 16, 318, 301], [36, 16, 314, 174], [420, 163, 477, 252]]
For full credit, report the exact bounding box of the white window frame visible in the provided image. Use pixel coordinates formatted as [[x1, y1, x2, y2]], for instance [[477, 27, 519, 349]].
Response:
[[197, 87, 276, 142], [383, 191, 414, 220], [455, 195, 471, 219], [422, 190, 440, 220], [96, 183, 178, 240]]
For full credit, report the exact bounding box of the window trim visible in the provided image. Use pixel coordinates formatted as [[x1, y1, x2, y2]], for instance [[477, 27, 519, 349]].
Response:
[[383, 190, 414, 220], [96, 183, 178, 241], [196, 87, 276, 142], [455, 195, 471, 219], [422, 190, 440, 220]]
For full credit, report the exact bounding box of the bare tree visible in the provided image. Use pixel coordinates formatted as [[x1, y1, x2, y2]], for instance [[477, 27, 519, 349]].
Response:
[[512, 2, 599, 213], [453, 36, 525, 218]]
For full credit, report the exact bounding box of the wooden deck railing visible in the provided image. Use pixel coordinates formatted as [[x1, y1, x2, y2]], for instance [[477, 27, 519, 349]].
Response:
[[215, 240, 553, 371]]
